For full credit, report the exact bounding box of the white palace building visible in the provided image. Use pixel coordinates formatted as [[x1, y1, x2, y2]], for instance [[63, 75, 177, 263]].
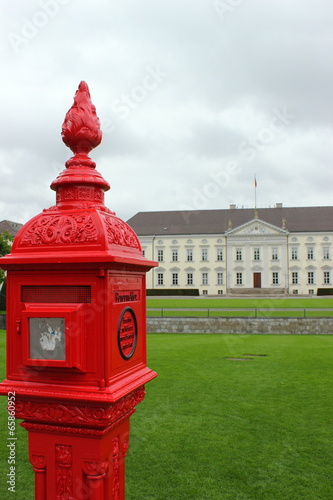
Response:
[[127, 204, 333, 295]]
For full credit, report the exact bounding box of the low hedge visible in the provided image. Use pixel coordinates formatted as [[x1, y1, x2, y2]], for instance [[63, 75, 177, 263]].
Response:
[[147, 288, 200, 296], [317, 288, 333, 296]]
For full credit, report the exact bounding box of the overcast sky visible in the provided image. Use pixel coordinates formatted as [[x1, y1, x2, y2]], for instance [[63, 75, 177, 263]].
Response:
[[1, 0, 333, 225]]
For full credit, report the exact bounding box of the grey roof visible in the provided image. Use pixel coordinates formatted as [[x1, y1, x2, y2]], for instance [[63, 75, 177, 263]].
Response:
[[127, 206, 333, 236], [0, 220, 23, 237]]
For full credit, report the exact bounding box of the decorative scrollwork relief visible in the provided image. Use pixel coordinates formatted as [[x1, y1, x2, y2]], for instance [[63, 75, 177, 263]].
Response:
[[103, 215, 141, 250], [21, 421, 111, 436], [56, 445, 72, 466], [56, 186, 105, 205], [31, 453, 46, 469], [83, 459, 108, 477], [19, 214, 98, 246], [122, 432, 130, 456], [112, 436, 120, 500], [56, 445, 73, 500], [15, 387, 146, 427]]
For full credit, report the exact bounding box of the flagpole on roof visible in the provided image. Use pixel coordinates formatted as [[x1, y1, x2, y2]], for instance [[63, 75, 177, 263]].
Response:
[[254, 174, 257, 208]]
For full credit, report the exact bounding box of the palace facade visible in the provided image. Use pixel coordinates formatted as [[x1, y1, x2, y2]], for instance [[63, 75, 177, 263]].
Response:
[[127, 205, 333, 295]]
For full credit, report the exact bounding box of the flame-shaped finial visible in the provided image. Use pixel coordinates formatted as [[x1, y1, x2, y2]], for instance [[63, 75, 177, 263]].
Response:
[[62, 81, 102, 156], [50, 82, 110, 203]]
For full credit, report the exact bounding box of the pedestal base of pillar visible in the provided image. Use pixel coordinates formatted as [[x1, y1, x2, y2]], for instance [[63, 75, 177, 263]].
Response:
[[24, 419, 129, 500]]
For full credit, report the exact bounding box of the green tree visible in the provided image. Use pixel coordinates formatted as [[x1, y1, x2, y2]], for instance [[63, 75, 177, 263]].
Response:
[[0, 231, 13, 283]]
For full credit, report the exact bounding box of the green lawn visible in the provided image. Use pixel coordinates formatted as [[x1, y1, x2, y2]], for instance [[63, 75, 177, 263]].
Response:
[[0, 330, 34, 498], [147, 297, 333, 308], [0, 331, 332, 499], [147, 297, 333, 317], [147, 309, 333, 318], [127, 334, 333, 499]]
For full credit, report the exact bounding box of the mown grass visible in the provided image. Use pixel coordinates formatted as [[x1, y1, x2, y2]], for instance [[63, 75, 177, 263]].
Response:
[[127, 334, 333, 499], [1, 331, 332, 499], [147, 297, 333, 317], [147, 297, 333, 308], [147, 309, 333, 318], [0, 330, 34, 499]]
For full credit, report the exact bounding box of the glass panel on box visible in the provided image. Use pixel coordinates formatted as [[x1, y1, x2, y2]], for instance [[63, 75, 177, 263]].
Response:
[[29, 318, 65, 360]]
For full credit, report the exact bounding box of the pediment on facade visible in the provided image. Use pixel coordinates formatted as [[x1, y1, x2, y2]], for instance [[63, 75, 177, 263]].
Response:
[[226, 218, 287, 237], [251, 265, 263, 272], [269, 265, 281, 271], [305, 265, 316, 271], [214, 266, 226, 272], [234, 265, 245, 271]]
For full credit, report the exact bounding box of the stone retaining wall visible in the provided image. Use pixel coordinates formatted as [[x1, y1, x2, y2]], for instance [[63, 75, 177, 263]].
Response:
[[1, 314, 332, 334], [147, 317, 333, 334]]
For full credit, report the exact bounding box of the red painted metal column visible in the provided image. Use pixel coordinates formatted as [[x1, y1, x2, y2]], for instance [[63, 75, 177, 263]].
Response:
[[83, 460, 108, 500], [30, 454, 47, 500]]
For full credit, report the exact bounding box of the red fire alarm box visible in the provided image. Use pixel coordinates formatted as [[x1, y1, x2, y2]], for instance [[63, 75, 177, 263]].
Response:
[[0, 81, 158, 500]]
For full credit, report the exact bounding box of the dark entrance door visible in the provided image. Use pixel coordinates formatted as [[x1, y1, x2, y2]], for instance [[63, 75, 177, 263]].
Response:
[[253, 272, 261, 288]]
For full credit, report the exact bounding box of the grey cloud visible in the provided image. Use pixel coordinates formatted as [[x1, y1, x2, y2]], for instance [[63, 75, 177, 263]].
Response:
[[0, 0, 332, 225]]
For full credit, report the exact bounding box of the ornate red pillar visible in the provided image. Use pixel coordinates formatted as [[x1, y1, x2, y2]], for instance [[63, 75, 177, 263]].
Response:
[[0, 82, 157, 499]]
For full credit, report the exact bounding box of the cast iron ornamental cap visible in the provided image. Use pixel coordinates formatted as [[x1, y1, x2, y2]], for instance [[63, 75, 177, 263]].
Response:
[[3, 82, 156, 268]]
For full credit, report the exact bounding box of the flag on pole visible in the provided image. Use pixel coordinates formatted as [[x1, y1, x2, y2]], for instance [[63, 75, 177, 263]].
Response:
[[254, 175, 257, 188]]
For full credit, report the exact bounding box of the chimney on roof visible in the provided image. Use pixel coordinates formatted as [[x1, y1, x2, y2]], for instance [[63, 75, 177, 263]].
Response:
[[229, 204, 236, 209], [275, 203, 283, 208]]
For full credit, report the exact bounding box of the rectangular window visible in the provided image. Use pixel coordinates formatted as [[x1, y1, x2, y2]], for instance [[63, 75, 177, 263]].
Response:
[[157, 273, 164, 285], [157, 249, 164, 262], [217, 249, 223, 261], [272, 272, 279, 285], [187, 249, 193, 261], [202, 290, 208, 295], [218, 290, 223, 295], [309, 289, 314, 295], [142, 250, 145, 257], [236, 248, 242, 261], [172, 249, 178, 262], [307, 272, 314, 284], [172, 273, 178, 285], [236, 272, 243, 285], [254, 248, 260, 260], [217, 272, 223, 285], [291, 247, 298, 260], [324, 271, 330, 284], [292, 272, 298, 284], [202, 272, 208, 285], [272, 247, 278, 260], [293, 289, 299, 295], [202, 249, 208, 261], [187, 273, 193, 285], [307, 247, 314, 260], [323, 247, 330, 260]]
